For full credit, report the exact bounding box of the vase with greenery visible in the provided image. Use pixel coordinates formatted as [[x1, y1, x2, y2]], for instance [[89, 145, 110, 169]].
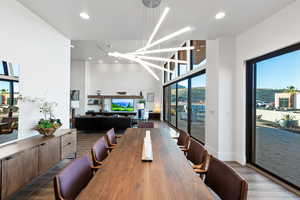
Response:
[[278, 114, 297, 128], [34, 101, 62, 136]]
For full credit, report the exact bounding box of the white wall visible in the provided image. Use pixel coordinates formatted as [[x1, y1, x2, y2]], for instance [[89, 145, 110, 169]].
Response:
[[206, 37, 236, 161], [235, 0, 300, 164], [70, 62, 162, 114], [206, 40, 220, 157], [0, 0, 71, 133]]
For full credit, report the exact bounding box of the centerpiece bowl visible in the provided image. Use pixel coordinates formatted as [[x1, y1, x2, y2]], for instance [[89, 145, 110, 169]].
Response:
[[34, 119, 62, 137]]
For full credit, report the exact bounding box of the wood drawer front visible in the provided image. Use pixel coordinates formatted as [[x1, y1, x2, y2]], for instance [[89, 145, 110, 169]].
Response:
[[38, 137, 61, 175], [62, 132, 76, 147], [61, 142, 76, 160], [1, 147, 39, 199]]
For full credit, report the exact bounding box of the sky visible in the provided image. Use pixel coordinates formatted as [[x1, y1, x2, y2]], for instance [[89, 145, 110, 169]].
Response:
[[257, 49, 300, 89], [177, 73, 206, 88]]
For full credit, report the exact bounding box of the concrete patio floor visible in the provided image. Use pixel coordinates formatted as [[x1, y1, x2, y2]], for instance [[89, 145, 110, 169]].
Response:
[[256, 125, 300, 187]]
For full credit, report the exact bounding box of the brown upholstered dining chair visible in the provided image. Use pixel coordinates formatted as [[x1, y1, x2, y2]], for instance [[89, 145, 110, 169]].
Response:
[[186, 138, 208, 173], [91, 136, 109, 167], [196, 156, 248, 200], [53, 155, 99, 200], [105, 128, 121, 151], [173, 130, 190, 153], [138, 121, 154, 128]]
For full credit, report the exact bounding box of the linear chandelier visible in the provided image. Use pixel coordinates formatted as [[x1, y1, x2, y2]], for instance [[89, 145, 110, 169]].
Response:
[[108, 7, 193, 81]]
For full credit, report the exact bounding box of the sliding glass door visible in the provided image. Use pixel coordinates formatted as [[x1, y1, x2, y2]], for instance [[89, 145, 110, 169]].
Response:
[[170, 83, 177, 127], [177, 80, 188, 132], [163, 86, 170, 122], [247, 43, 300, 189], [190, 74, 206, 143], [163, 71, 206, 143]]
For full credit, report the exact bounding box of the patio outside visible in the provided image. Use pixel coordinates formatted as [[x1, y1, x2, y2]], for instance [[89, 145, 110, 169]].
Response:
[[254, 48, 300, 188]]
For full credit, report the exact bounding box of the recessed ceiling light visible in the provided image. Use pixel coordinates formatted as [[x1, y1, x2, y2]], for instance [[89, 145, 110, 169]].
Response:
[[114, 60, 119, 63], [215, 12, 225, 20], [80, 12, 90, 20], [88, 57, 92, 60]]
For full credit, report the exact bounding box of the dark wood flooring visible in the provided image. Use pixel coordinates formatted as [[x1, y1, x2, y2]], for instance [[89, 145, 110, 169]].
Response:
[[10, 121, 300, 200]]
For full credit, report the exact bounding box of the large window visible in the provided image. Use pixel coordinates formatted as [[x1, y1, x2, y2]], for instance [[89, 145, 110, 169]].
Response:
[[190, 74, 206, 142], [0, 81, 11, 107], [177, 80, 188, 131], [247, 43, 300, 189], [0, 62, 5, 75], [164, 86, 170, 122], [163, 63, 168, 83], [191, 40, 206, 69], [178, 43, 188, 76], [164, 70, 206, 143], [170, 83, 177, 127], [169, 56, 176, 81], [0, 80, 19, 118]]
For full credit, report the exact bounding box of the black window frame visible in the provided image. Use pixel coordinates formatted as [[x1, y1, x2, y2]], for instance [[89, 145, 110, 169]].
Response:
[[177, 43, 187, 77], [246, 42, 300, 190], [190, 40, 206, 70], [1, 61, 9, 76], [163, 69, 206, 144], [163, 63, 168, 83]]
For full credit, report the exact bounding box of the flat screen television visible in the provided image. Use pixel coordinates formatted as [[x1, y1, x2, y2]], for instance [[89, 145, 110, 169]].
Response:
[[111, 99, 134, 112]]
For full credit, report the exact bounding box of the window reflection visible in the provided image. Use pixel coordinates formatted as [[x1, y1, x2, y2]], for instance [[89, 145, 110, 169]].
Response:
[[178, 46, 188, 76], [192, 40, 206, 69], [170, 83, 177, 126], [177, 80, 188, 131], [190, 74, 206, 143]]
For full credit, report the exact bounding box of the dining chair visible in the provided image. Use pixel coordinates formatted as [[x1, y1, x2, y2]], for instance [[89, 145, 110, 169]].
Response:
[[91, 136, 109, 167], [53, 155, 100, 200], [174, 130, 190, 153], [196, 156, 248, 200], [186, 138, 208, 173], [106, 128, 121, 151], [138, 121, 154, 128]]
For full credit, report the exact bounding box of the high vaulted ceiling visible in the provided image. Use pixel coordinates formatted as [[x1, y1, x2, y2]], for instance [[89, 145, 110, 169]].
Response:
[[18, 0, 294, 63]]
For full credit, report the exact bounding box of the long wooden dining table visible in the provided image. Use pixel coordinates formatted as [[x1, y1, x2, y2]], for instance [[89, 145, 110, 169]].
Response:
[[77, 128, 214, 200]]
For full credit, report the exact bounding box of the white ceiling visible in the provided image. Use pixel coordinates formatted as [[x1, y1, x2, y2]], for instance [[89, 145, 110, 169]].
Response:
[[70, 40, 184, 64], [18, 0, 295, 63]]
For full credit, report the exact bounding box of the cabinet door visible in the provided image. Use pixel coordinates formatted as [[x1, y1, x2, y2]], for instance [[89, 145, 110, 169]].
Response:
[[1, 147, 39, 199], [38, 137, 61, 175]]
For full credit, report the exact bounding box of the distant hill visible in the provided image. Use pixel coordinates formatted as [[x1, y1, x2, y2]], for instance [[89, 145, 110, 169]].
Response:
[[256, 88, 285, 103], [170, 87, 205, 102], [177, 85, 186, 89]]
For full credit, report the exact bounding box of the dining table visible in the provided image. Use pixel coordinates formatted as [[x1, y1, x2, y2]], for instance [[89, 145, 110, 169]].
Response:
[[77, 128, 214, 200]]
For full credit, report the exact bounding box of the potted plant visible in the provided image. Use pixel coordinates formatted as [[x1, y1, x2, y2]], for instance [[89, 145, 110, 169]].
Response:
[[34, 101, 62, 136], [278, 114, 297, 128]]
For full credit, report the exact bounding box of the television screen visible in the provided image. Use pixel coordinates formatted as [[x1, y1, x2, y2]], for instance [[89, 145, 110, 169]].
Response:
[[111, 99, 134, 112]]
